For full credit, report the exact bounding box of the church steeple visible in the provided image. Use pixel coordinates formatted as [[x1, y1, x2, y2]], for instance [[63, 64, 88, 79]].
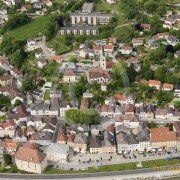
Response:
[[99, 45, 106, 70]]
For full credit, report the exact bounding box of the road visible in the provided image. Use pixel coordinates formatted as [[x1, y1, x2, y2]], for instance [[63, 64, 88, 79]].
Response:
[[38, 35, 55, 59], [1, 164, 180, 179]]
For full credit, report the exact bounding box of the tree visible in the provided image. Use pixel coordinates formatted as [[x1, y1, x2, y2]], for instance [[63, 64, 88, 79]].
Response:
[[154, 66, 167, 82], [1, 14, 30, 33], [14, 99, 23, 107], [4, 154, 12, 166], [44, 21, 59, 41], [127, 64, 137, 82], [149, 121, 157, 128], [65, 109, 100, 125], [167, 52, 174, 60], [0, 96, 11, 109], [11, 49, 27, 68]]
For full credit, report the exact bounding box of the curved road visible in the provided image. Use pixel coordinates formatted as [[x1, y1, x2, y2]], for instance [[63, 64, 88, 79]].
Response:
[[1, 164, 180, 179]]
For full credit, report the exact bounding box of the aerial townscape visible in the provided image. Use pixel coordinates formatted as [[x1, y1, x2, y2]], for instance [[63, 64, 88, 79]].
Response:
[[0, 0, 180, 179]]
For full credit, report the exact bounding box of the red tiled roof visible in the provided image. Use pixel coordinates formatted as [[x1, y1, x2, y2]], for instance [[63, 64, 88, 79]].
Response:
[[93, 45, 101, 51], [140, 24, 151, 29], [148, 80, 161, 86], [64, 70, 75, 76], [162, 83, 174, 90], [121, 46, 133, 51], [114, 94, 126, 101]]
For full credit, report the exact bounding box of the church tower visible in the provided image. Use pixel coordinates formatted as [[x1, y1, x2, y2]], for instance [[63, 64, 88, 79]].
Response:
[[99, 45, 106, 70]]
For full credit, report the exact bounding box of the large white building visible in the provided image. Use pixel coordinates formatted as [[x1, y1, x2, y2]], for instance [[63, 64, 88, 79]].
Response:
[[46, 143, 69, 162], [15, 146, 47, 174]]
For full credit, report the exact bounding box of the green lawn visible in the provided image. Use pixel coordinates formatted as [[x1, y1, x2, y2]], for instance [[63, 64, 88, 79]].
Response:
[[45, 159, 180, 174], [44, 90, 50, 100], [8, 16, 51, 41]]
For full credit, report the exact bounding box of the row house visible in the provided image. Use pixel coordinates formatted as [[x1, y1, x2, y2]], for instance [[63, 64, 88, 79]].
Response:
[[59, 100, 78, 117], [116, 125, 151, 153], [59, 26, 99, 35], [5, 139, 19, 155], [87, 68, 110, 83], [0, 74, 12, 87], [150, 127, 177, 150], [115, 114, 139, 129], [46, 143, 69, 162], [30, 98, 59, 116], [0, 120, 15, 138]]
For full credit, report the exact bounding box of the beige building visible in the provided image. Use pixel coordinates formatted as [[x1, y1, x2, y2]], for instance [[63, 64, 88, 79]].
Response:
[[59, 26, 99, 35], [0, 74, 12, 87], [71, 13, 112, 25], [15, 146, 47, 174], [46, 143, 69, 162], [63, 70, 76, 82], [150, 127, 177, 150]]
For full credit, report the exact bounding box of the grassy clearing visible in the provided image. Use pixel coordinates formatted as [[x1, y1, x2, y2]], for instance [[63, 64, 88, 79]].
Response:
[[44, 90, 50, 100], [8, 16, 51, 41], [45, 159, 180, 174]]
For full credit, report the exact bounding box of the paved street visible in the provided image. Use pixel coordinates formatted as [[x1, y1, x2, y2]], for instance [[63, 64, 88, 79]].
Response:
[[1, 165, 180, 180]]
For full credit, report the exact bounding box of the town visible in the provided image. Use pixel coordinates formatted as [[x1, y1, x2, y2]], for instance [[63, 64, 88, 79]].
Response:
[[0, 0, 179, 177]]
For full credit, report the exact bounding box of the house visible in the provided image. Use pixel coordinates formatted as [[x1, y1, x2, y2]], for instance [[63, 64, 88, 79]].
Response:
[[83, 92, 94, 98], [45, 0, 52, 6], [60, 101, 78, 117], [27, 38, 39, 51], [57, 126, 67, 144], [21, 4, 32, 12], [126, 94, 136, 104], [148, 80, 161, 90], [127, 57, 139, 66], [174, 51, 180, 58], [37, 59, 47, 68], [32, 89, 44, 100], [51, 55, 62, 63], [114, 94, 126, 104], [46, 143, 69, 162], [87, 68, 110, 83], [132, 38, 144, 46], [140, 24, 151, 31], [93, 45, 101, 55], [147, 104, 155, 119], [73, 133, 88, 153], [106, 0, 116, 4], [50, 87, 62, 98], [102, 125, 116, 154], [35, 51, 43, 59], [162, 83, 174, 91], [60, 62, 76, 73], [150, 127, 176, 150], [14, 128, 27, 143], [89, 136, 102, 154], [136, 104, 147, 120], [10, 67, 23, 78], [5, 139, 19, 155], [106, 61, 114, 72], [120, 46, 133, 55], [63, 70, 76, 82], [0, 74, 12, 87], [155, 109, 168, 119], [174, 85, 180, 97], [125, 104, 135, 115], [104, 45, 114, 54], [167, 35, 179, 46], [15, 146, 47, 174], [155, 32, 168, 40], [115, 114, 139, 128], [79, 44, 89, 58], [2, 120, 15, 138], [8, 105, 29, 124], [108, 37, 117, 45]]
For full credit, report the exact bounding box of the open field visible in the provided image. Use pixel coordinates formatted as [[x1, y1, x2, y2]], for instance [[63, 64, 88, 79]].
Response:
[[8, 16, 51, 41]]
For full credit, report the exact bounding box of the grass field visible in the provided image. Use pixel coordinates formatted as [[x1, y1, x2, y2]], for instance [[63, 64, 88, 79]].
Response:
[[44, 90, 50, 100], [8, 16, 51, 41], [45, 159, 180, 174]]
